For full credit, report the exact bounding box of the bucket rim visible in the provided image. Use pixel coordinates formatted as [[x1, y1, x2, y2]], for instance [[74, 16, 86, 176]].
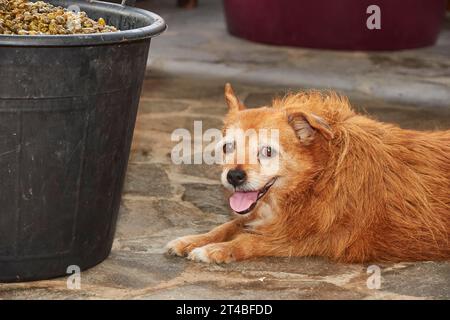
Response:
[[0, 0, 167, 47]]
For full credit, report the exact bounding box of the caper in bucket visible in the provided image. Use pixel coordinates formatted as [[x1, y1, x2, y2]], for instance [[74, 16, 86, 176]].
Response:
[[0, 0, 117, 35]]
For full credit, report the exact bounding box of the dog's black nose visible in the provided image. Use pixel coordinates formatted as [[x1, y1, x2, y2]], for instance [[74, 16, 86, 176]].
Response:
[[227, 169, 247, 187]]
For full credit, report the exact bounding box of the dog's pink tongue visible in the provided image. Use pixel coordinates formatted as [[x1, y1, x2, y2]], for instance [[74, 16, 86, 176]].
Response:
[[229, 191, 258, 213]]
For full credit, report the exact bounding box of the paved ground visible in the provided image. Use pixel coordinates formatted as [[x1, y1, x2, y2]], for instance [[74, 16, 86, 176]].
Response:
[[0, 1, 449, 300], [0, 75, 449, 299]]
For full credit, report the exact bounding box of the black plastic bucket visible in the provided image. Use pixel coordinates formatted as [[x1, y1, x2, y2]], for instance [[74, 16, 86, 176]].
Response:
[[0, 0, 165, 282]]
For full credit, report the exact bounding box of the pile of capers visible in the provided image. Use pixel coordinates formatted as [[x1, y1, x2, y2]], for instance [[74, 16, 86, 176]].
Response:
[[0, 0, 118, 35]]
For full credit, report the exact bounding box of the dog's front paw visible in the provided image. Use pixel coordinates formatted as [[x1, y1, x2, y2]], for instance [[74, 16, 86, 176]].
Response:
[[165, 235, 208, 257], [188, 243, 235, 264], [165, 236, 195, 257]]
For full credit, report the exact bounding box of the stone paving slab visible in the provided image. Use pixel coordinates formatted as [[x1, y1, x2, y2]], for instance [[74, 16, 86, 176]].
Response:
[[0, 75, 448, 299], [141, 0, 450, 107]]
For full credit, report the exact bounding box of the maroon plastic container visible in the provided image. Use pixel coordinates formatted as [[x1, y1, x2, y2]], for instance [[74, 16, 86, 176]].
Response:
[[223, 0, 447, 50]]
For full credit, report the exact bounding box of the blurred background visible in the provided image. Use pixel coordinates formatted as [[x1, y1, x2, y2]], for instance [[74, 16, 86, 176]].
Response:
[[136, 0, 450, 109]]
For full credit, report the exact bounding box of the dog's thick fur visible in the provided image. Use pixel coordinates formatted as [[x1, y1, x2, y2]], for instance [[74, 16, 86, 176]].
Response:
[[167, 85, 450, 263]]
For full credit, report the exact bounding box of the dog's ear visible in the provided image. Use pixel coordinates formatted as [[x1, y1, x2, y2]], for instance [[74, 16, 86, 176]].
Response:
[[225, 83, 245, 113], [287, 111, 334, 143]]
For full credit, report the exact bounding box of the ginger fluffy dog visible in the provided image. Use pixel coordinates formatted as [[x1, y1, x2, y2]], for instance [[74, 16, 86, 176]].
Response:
[[166, 84, 450, 263]]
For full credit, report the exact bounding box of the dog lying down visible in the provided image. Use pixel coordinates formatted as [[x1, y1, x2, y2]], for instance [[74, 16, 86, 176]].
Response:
[[166, 84, 450, 263]]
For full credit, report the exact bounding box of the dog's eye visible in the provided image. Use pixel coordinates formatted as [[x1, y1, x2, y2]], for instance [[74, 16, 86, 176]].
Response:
[[260, 146, 273, 158], [223, 142, 235, 154]]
